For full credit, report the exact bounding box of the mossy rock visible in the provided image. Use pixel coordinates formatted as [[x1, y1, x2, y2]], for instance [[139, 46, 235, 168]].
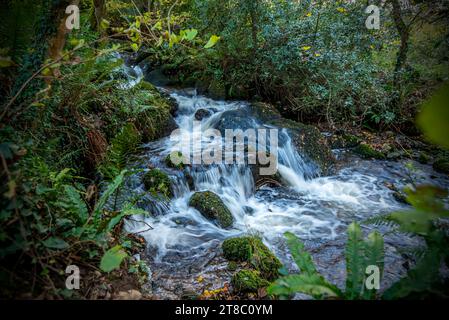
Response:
[[433, 158, 449, 174], [133, 81, 178, 142], [269, 118, 335, 175], [354, 143, 386, 160], [418, 152, 430, 164], [165, 151, 186, 170], [329, 133, 362, 149], [189, 191, 234, 228], [142, 169, 173, 198], [222, 236, 282, 281], [248, 102, 282, 123], [231, 270, 270, 294]]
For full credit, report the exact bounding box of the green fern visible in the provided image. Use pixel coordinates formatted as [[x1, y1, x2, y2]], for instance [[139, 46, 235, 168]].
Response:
[[345, 222, 366, 299], [269, 223, 386, 300]]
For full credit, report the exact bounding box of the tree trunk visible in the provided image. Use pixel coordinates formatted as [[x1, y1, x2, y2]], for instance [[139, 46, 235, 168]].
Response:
[[91, 0, 106, 30], [391, 0, 410, 79]]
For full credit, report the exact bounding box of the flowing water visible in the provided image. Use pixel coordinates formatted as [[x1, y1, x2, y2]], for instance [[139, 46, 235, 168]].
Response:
[[117, 61, 449, 299]]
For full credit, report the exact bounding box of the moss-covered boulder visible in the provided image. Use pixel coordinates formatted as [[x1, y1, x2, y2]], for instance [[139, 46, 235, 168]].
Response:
[[269, 118, 335, 175], [189, 191, 234, 228], [222, 236, 282, 280], [354, 143, 386, 160], [248, 102, 282, 123], [133, 81, 178, 142], [165, 151, 186, 170], [231, 270, 270, 294], [142, 169, 173, 198], [433, 158, 449, 174]]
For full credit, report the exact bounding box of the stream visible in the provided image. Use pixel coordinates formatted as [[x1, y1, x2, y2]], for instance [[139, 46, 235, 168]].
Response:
[[118, 60, 449, 299]]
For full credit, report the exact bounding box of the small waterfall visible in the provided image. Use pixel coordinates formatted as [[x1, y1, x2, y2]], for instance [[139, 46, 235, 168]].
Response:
[[122, 86, 402, 263]]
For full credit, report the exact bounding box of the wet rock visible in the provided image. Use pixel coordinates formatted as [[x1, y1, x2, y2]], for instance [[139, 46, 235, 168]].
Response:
[[194, 108, 213, 121], [142, 169, 173, 198], [353, 143, 386, 160], [115, 289, 143, 300], [189, 191, 234, 228], [269, 118, 336, 175], [247, 102, 282, 123], [222, 236, 282, 281], [232, 270, 270, 294]]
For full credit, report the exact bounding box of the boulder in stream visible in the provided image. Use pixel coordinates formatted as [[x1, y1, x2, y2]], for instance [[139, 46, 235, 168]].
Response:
[[231, 270, 270, 294], [269, 118, 336, 175], [189, 191, 234, 228], [222, 236, 282, 281], [142, 169, 173, 198]]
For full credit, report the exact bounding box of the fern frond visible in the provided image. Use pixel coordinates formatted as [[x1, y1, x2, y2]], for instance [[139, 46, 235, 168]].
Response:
[[284, 232, 317, 276], [268, 274, 343, 299], [361, 231, 385, 300], [345, 222, 365, 299], [382, 247, 443, 300]]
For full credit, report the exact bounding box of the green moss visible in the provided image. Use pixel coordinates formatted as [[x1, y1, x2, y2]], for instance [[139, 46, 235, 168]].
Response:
[[222, 236, 282, 281], [228, 261, 238, 271], [433, 158, 449, 174], [418, 152, 430, 164], [165, 151, 185, 170], [142, 169, 173, 198], [354, 143, 386, 160], [231, 270, 270, 294], [189, 191, 234, 228]]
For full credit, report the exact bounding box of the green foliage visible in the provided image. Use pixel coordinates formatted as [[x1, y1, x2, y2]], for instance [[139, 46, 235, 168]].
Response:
[[417, 83, 449, 149], [100, 245, 128, 272], [269, 223, 385, 300], [368, 186, 449, 299]]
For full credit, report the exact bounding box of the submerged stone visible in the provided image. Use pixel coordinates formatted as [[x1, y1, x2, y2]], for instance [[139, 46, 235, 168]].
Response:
[[189, 191, 234, 228]]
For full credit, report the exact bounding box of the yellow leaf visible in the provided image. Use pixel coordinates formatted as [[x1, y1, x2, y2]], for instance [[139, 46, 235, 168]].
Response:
[[204, 35, 220, 49], [337, 7, 346, 13], [306, 12, 312, 17], [301, 46, 312, 51], [315, 53, 321, 57]]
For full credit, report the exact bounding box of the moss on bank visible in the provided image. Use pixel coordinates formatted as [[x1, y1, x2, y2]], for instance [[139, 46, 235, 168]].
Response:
[[189, 191, 234, 228], [354, 143, 386, 160]]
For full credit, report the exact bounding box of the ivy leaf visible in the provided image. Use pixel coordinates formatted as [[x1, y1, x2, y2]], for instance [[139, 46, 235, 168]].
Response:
[[417, 83, 449, 150], [204, 35, 220, 49], [100, 245, 128, 272], [43, 237, 69, 250]]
